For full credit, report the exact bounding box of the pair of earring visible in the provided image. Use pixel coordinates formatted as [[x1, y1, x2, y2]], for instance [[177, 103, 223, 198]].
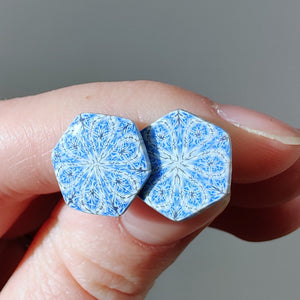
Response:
[[52, 109, 232, 221]]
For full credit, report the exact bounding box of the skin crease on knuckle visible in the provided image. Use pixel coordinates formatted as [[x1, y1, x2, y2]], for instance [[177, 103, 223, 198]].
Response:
[[0, 121, 41, 200], [53, 204, 180, 300], [58, 232, 170, 299]]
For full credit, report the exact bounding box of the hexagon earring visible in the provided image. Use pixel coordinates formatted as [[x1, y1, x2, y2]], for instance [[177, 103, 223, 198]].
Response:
[[138, 109, 232, 221], [52, 113, 151, 217]]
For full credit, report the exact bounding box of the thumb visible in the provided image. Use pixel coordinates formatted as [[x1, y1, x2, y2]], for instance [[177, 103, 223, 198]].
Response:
[[2, 197, 227, 299]]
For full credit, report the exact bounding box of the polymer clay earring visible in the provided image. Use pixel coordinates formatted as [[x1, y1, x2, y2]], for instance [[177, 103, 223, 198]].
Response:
[[139, 109, 232, 221], [52, 113, 151, 216]]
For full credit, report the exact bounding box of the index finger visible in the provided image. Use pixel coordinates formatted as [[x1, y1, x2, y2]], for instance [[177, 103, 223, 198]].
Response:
[[0, 81, 299, 235]]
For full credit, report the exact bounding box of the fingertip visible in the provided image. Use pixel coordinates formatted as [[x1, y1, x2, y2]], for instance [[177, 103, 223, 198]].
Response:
[[231, 131, 300, 183], [215, 104, 300, 145], [214, 104, 300, 182], [121, 196, 229, 246]]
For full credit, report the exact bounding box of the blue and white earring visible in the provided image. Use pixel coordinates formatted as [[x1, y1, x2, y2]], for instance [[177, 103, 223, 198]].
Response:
[[52, 110, 231, 221], [138, 109, 232, 221], [52, 113, 151, 217]]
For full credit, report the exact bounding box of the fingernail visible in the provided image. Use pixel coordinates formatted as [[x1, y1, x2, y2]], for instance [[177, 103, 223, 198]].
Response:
[[214, 104, 300, 145], [120, 197, 229, 246]]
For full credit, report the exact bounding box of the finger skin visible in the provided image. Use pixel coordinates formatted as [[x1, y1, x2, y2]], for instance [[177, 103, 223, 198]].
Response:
[[3, 193, 61, 239], [211, 196, 300, 242], [229, 130, 299, 183], [0, 81, 299, 199], [230, 157, 300, 208], [1, 81, 299, 237]]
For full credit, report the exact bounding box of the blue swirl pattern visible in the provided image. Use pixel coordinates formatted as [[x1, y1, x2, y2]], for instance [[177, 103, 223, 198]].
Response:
[[139, 110, 231, 221], [52, 113, 151, 216]]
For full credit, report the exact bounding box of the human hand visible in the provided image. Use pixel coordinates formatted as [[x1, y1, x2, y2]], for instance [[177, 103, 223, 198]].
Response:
[[0, 81, 299, 299]]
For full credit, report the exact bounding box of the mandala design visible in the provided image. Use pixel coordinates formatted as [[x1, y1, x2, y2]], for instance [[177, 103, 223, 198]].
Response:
[[139, 110, 232, 221], [52, 113, 151, 216]]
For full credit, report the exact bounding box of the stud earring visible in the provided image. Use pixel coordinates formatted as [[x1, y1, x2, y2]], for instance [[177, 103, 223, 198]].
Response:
[[52, 113, 151, 217], [139, 109, 232, 221]]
